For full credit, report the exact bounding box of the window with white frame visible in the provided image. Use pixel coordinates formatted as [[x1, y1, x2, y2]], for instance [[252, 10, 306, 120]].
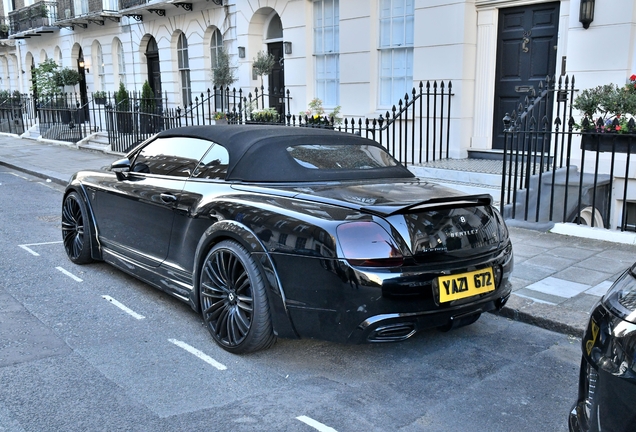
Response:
[[116, 39, 126, 87], [177, 33, 192, 106], [73, 0, 88, 16], [96, 42, 105, 91], [379, 0, 414, 107], [314, 0, 339, 107], [210, 28, 222, 70]]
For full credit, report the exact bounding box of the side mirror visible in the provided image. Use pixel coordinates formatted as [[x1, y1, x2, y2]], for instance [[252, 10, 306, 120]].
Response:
[[111, 158, 131, 180]]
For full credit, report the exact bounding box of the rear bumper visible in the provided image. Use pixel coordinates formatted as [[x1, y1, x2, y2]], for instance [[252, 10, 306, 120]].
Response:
[[277, 243, 513, 344], [348, 290, 510, 343]]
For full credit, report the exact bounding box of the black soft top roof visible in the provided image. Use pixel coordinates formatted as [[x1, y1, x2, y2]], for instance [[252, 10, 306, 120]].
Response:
[[155, 125, 414, 182]]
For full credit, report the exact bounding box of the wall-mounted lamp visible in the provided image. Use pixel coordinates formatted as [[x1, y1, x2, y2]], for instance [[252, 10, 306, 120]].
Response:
[[283, 41, 292, 55], [579, 0, 595, 29], [78, 57, 89, 72], [238, 46, 245, 58]]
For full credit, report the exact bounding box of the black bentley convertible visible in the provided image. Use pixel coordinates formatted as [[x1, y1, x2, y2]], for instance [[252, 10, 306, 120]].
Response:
[[62, 125, 513, 353]]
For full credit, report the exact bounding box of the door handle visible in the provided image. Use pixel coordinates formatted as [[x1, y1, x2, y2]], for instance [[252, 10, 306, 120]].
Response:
[[160, 193, 177, 204]]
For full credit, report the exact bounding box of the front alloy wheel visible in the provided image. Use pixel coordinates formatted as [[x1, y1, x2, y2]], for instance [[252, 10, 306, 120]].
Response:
[[200, 240, 275, 353], [61, 192, 93, 264]]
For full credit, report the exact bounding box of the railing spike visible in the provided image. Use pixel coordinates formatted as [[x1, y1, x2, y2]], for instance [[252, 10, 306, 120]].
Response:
[[568, 116, 576, 128]]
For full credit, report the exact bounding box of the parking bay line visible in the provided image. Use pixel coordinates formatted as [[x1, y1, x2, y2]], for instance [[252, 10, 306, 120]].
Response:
[[168, 339, 227, 371], [56, 266, 83, 282], [102, 295, 146, 320], [19, 241, 63, 256], [296, 416, 338, 432]]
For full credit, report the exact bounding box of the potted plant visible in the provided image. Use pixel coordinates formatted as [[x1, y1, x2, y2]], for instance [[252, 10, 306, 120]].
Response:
[[574, 75, 636, 153], [114, 81, 133, 133], [55, 67, 81, 93], [139, 80, 159, 134], [249, 106, 279, 123], [31, 3, 49, 26], [300, 98, 342, 127], [212, 110, 227, 125], [93, 90, 107, 105], [0, 24, 9, 38], [212, 47, 236, 111], [252, 50, 275, 87]]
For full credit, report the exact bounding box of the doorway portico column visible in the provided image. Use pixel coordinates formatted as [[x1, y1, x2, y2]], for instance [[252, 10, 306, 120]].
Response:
[[471, 7, 498, 150]]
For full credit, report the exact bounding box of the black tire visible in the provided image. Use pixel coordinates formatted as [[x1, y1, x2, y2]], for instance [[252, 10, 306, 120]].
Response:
[[61, 191, 93, 264], [199, 240, 276, 353]]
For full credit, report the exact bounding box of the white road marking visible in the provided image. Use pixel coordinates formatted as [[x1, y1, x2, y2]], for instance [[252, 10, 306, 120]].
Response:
[[8, 172, 29, 180], [55, 266, 83, 282], [19, 245, 40, 256], [19, 241, 64, 256], [102, 295, 145, 320], [168, 339, 227, 371], [38, 181, 59, 191], [296, 416, 338, 432]]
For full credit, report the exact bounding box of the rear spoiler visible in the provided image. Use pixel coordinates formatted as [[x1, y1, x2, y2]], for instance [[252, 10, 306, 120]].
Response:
[[360, 194, 493, 217]]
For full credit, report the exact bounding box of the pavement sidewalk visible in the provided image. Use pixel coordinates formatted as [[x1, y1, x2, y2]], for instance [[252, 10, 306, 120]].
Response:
[[1, 133, 635, 337]]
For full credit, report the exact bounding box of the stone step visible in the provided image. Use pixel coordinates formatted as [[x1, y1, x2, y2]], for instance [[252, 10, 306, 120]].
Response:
[[78, 132, 111, 153]]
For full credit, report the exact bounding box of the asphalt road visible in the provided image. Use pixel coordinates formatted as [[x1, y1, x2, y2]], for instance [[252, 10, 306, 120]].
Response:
[[0, 166, 581, 432]]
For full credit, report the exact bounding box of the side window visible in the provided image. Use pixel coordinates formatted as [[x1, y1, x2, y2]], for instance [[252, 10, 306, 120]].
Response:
[[131, 137, 212, 177], [192, 143, 230, 180]]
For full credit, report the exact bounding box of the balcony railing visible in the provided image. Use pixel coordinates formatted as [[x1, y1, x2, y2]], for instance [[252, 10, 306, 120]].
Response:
[[8, 1, 58, 34], [120, 0, 148, 10]]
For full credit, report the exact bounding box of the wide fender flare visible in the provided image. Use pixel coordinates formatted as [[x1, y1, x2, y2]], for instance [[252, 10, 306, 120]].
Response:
[[191, 220, 299, 339], [63, 181, 102, 261]]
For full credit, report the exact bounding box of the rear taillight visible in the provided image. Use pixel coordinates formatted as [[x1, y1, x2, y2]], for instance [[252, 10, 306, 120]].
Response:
[[336, 221, 403, 267]]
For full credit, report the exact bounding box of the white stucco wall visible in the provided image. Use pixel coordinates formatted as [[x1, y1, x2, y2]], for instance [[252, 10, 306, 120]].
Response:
[[2, 0, 636, 158]]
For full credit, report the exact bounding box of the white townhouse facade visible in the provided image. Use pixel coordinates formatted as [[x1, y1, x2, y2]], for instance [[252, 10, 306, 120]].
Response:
[[0, 0, 634, 158]]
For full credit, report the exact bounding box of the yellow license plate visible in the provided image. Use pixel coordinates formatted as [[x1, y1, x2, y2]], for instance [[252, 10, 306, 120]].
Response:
[[437, 268, 495, 303]]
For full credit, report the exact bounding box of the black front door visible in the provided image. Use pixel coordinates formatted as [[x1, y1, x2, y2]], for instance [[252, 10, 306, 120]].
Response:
[[147, 54, 162, 100], [267, 42, 285, 114], [77, 56, 88, 117], [146, 37, 162, 106], [492, 2, 560, 149]]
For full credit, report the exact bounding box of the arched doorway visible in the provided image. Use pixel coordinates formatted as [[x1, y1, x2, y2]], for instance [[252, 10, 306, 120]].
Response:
[[265, 13, 285, 114], [145, 37, 161, 102]]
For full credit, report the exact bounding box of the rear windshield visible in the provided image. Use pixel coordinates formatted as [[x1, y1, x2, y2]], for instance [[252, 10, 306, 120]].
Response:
[[287, 144, 399, 170]]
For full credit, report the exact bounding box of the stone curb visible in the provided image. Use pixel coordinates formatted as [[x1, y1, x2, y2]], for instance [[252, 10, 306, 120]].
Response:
[[492, 295, 587, 337], [0, 160, 68, 186]]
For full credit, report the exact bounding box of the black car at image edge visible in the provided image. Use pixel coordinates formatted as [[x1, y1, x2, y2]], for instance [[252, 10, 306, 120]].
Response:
[[569, 262, 636, 431], [62, 125, 513, 353]]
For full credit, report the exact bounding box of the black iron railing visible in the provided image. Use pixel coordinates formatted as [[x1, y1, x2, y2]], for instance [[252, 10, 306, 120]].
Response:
[[501, 75, 636, 232], [12, 83, 454, 168]]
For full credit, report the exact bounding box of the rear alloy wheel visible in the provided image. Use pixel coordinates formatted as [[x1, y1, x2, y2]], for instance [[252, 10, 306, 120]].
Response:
[[61, 192, 93, 264], [200, 240, 275, 353]]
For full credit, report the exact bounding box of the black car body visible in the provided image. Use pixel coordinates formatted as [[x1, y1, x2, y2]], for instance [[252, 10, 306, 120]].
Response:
[[62, 125, 513, 353], [569, 262, 636, 431]]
